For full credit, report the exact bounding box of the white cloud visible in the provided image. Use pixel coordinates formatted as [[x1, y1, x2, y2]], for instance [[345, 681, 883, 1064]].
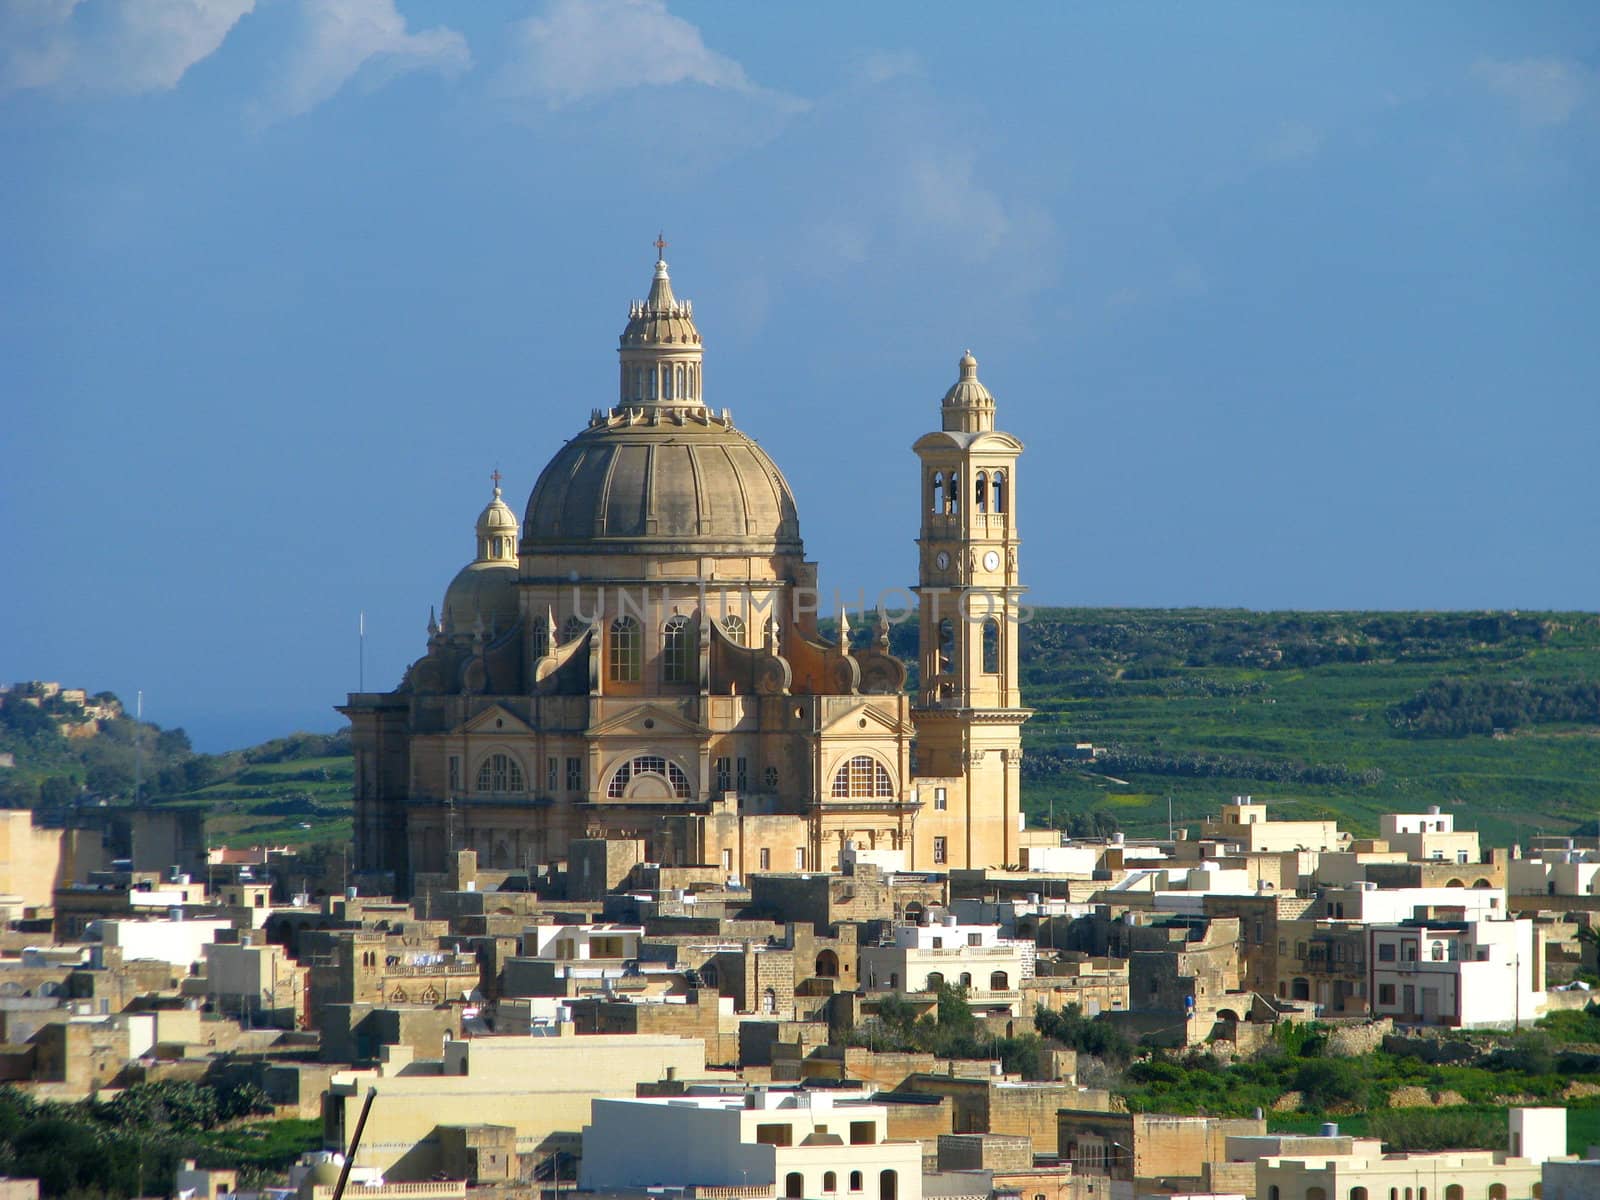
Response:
[[272, 0, 470, 118], [895, 143, 1012, 262], [1473, 57, 1587, 127], [846, 49, 922, 89], [0, 0, 253, 95], [1261, 119, 1323, 164], [499, 0, 802, 111]]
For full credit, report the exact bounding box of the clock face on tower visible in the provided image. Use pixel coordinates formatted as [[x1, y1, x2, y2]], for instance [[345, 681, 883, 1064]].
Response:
[[983, 550, 1001, 572], [935, 551, 950, 571]]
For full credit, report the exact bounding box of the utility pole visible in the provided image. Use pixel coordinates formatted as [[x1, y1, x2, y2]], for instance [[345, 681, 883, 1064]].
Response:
[[1513, 950, 1521, 1032]]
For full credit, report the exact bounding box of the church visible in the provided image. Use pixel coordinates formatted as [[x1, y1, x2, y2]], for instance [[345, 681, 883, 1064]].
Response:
[[341, 248, 1030, 895]]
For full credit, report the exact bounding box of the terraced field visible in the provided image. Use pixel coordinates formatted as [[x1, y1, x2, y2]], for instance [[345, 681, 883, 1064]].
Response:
[[1003, 608, 1600, 844], [162, 755, 353, 848]]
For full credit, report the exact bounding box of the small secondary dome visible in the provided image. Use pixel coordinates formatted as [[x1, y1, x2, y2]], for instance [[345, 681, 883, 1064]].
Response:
[[444, 474, 519, 631]]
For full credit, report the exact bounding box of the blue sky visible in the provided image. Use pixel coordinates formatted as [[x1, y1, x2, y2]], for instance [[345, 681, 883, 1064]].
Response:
[[3, 1, 1597, 751]]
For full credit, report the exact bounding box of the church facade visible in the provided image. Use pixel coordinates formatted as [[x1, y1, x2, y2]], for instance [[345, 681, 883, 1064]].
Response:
[[341, 252, 1029, 895]]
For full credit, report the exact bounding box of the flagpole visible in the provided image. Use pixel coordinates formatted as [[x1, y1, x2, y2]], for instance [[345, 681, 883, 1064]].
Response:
[[359, 612, 366, 693]]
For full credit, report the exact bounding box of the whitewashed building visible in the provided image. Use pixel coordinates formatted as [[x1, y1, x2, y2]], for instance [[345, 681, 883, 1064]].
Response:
[[580, 1089, 923, 1200], [1369, 916, 1544, 1028]]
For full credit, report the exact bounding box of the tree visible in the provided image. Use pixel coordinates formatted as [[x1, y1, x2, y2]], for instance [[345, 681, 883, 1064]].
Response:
[[155, 728, 192, 757], [37, 776, 77, 808], [1292, 1058, 1367, 1110]]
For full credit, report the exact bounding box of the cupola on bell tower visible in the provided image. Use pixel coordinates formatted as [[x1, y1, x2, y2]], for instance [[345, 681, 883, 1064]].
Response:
[[910, 351, 1029, 869]]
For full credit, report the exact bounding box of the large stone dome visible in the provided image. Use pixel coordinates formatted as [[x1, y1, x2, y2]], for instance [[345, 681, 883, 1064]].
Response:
[[522, 413, 803, 556], [522, 250, 802, 559]]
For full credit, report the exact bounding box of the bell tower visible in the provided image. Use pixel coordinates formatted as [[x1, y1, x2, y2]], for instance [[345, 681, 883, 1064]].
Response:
[[911, 351, 1029, 869]]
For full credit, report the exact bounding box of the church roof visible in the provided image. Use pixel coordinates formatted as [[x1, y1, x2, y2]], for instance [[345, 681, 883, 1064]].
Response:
[[522, 414, 802, 556]]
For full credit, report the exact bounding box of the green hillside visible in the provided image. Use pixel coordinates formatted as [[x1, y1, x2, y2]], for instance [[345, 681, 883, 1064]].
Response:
[[0, 687, 351, 848], [8, 607, 1598, 850], [1002, 608, 1600, 845]]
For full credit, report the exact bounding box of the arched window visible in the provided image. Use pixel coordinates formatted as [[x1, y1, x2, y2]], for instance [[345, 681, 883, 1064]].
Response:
[[938, 618, 955, 673], [926, 971, 945, 990], [879, 1169, 897, 1200], [990, 970, 1009, 991], [721, 613, 746, 644], [1351, 1189, 1369, 1200], [947, 469, 960, 514], [662, 615, 695, 684], [816, 951, 839, 978], [1268, 1189, 1280, 1200], [606, 755, 693, 799], [785, 1173, 803, 1199], [930, 472, 943, 513], [561, 615, 588, 644], [763, 987, 777, 1014], [675, 364, 685, 399], [823, 1172, 837, 1193], [634, 366, 644, 401], [1488, 1187, 1507, 1200], [1443, 1187, 1463, 1200], [982, 618, 1000, 674], [1431, 942, 1445, 961], [849, 1172, 863, 1193], [609, 616, 641, 682], [991, 470, 1007, 513], [959, 972, 972, 988], [831, 755, 894, 798], [476, 754, 524, 793], [975, 470, 988, 512], [530, 620, 549, 659]]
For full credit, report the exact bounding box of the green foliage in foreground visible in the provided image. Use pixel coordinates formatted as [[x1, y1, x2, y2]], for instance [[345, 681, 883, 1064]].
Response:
[[1117, 1009, 1600, 1141], [1269, 1106, 1600, 1157], [0, 1081, 318, 1200], [847, 986, 1055, 1078]]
